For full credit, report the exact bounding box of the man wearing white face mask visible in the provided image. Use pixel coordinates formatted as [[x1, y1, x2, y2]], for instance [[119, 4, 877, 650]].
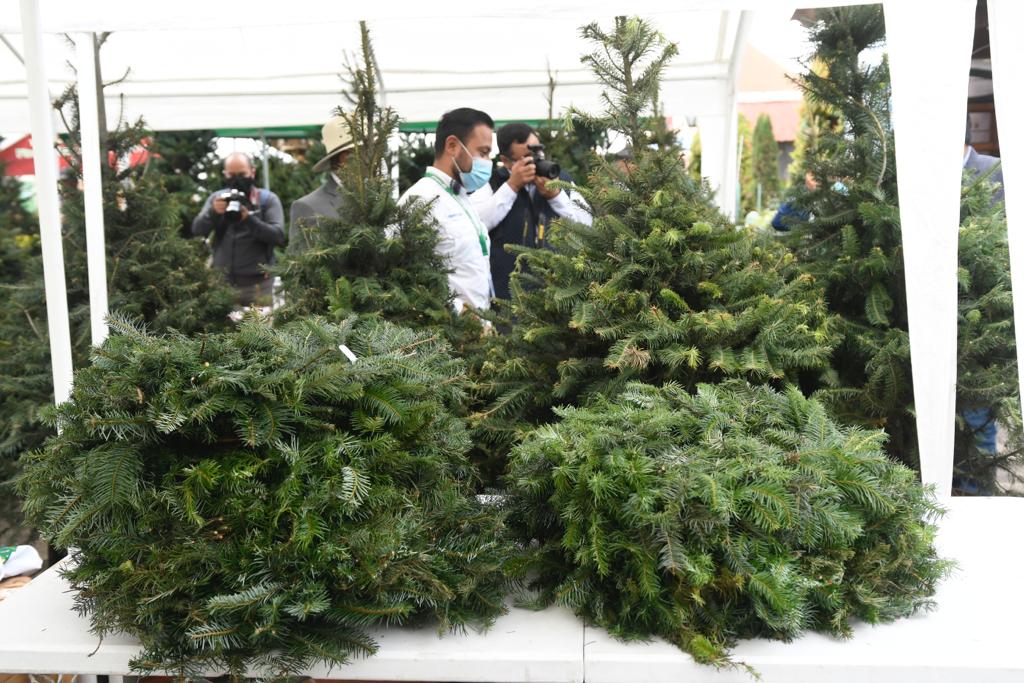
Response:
[[399, 107, 495, 315]]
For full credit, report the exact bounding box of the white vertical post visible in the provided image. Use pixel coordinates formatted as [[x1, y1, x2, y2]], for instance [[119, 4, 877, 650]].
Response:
[[988, 0, 1024, 429], [884, 0, 977, 495], [20, 0, 74, 405], [261, 128, 271, 191], [76, 32, 109, 347], [698, 111, 727, 212], [721, 10, 751, 224]]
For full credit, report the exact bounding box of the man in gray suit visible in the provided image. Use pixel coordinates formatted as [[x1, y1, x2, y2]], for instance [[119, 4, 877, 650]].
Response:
[[964, 114, 1004, 203], [288, 116, 354, 254]]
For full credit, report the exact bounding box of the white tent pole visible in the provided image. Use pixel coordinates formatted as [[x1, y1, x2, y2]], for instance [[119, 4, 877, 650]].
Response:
[[721, 10, 751, 223], [77, 32, 109, 347], [988, 0, 1024, 431], [261, 128, 271, 191], [19, 0, 74, 405], [883, 0, 976, 495]]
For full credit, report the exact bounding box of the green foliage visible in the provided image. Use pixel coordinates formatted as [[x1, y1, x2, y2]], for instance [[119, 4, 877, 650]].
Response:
[[17, 314, 512, 675], [751, 114, 781, 207], [506, 381, 952, 666], [537, 113, 611, 186], [148, 129, 221, 239], [0, 88, 235, 461], [955, 175, 1023, 492], [782, 5, 1022, 488], [397, 132, 434, 195], [474, 16, 835, 464], [737, 113, 755, 214], [787, 58, 842, 184], [570, 17, 679, 153], [275, 22, 480, 350], [782, 6, 912, 460]]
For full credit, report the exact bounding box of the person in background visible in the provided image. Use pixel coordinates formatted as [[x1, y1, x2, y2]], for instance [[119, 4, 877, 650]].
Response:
[[399, 107, 495, 315], [958, 113, 1003, 492], [288, 116, 355, 255], [964, 113, 1004, 203], [191, 153, 285, 306], [470, 123, 592, 300]]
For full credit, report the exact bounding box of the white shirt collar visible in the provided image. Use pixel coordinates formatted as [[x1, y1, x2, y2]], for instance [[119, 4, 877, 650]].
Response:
[[964, 146, 972, 168], [330, 172, 342, 186], [426, 165, 454, 183]]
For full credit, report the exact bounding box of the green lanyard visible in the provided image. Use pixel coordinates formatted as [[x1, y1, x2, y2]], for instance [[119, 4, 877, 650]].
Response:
[[425, 170, 489, 257]]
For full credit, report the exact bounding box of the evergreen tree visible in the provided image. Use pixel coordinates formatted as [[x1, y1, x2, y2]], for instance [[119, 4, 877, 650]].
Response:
[[737, 113, 755, 214], [17, 314, 512, 676], [954, 175, 1022, 492], [782, 6, 911, 455], [536, 113, 611, 187], [786, 57, 842, 185], [782, 5, 1022, 488], [751, 113, 781, 207], [473, 16, 835, 459], [0, 87, 235, 460], [506, 381, 952, 667], [397, 131, 435, 194], [275, 22, 481, 349], [148, 129, 220, 239]]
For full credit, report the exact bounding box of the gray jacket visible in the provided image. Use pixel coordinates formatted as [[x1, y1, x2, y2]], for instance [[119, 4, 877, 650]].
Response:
[[289, 178, 344, 255], [192, 187, 285, 282], [964, 146, 1004, 203]]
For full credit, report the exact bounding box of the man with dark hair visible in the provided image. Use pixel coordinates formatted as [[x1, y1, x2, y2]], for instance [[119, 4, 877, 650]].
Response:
[[288, 115, 354, 255], [470, 122, 591, 300], [399, 107, 496, 314], [192, 152, 285, 306]]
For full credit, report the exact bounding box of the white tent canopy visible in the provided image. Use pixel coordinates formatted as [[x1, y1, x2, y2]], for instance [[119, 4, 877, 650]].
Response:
[[0, 1, 761, 131], [3, 0, 1019, 499]]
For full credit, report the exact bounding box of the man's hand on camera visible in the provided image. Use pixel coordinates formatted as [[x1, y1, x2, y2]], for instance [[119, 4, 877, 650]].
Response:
[[535, 175, 561, 199], [506, 157, 537, 192], [211, 196, 228, 215], [240, 206, 250, 221]]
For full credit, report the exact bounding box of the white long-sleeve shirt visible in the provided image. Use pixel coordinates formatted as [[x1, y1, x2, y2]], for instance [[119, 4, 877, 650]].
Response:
[[470, 179, 593, 231], [398, 166, 493, 313]]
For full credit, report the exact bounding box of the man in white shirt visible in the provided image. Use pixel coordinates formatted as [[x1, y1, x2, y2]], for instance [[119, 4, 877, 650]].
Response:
[[399, 107, 495, 314], [469, 123, 592, 300]]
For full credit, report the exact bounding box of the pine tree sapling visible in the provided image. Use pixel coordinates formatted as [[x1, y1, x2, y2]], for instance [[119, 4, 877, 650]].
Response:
[[782, 8, 911, 459], [0, 86, 235, 462], [506, 381, 952, 666], [276, 22, 480, 349], [783, 5, 1022, 487], [955, 174, 1022, 492], [17, 315, 512, 676], [474, 16, 834, 456]]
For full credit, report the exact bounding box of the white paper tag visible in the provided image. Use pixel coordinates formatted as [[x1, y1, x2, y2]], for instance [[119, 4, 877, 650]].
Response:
[[338, 344, 358, 363]]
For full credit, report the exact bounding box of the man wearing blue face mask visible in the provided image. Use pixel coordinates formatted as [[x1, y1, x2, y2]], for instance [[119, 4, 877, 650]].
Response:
[[399, 107, 495, 315]]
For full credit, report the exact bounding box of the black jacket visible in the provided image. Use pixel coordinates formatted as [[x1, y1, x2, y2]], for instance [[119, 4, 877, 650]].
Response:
[[192, 187, 285, 283], [487, 169, 576, 301]]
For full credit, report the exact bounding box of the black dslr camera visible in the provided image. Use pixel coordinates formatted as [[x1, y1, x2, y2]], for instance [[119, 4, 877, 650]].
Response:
[[527, 144, 560, 179], [218, 188, 251, 222]]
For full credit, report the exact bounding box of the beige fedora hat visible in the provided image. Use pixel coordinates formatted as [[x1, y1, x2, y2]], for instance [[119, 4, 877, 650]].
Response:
[[312, 115, 355, 172]]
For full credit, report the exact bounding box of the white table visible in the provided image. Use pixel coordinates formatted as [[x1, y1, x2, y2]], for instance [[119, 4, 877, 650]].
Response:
[[585, 496, 1024, 683], [0, 497, 1021, 682]]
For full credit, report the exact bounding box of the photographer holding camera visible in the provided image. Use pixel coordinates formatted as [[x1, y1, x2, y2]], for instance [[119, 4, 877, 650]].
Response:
[[469, 123, 591, 300], [191, 152, 285, 306]]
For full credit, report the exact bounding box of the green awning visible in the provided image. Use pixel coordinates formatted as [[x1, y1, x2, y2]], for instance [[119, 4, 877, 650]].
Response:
[[213, 119, 557, 138]]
